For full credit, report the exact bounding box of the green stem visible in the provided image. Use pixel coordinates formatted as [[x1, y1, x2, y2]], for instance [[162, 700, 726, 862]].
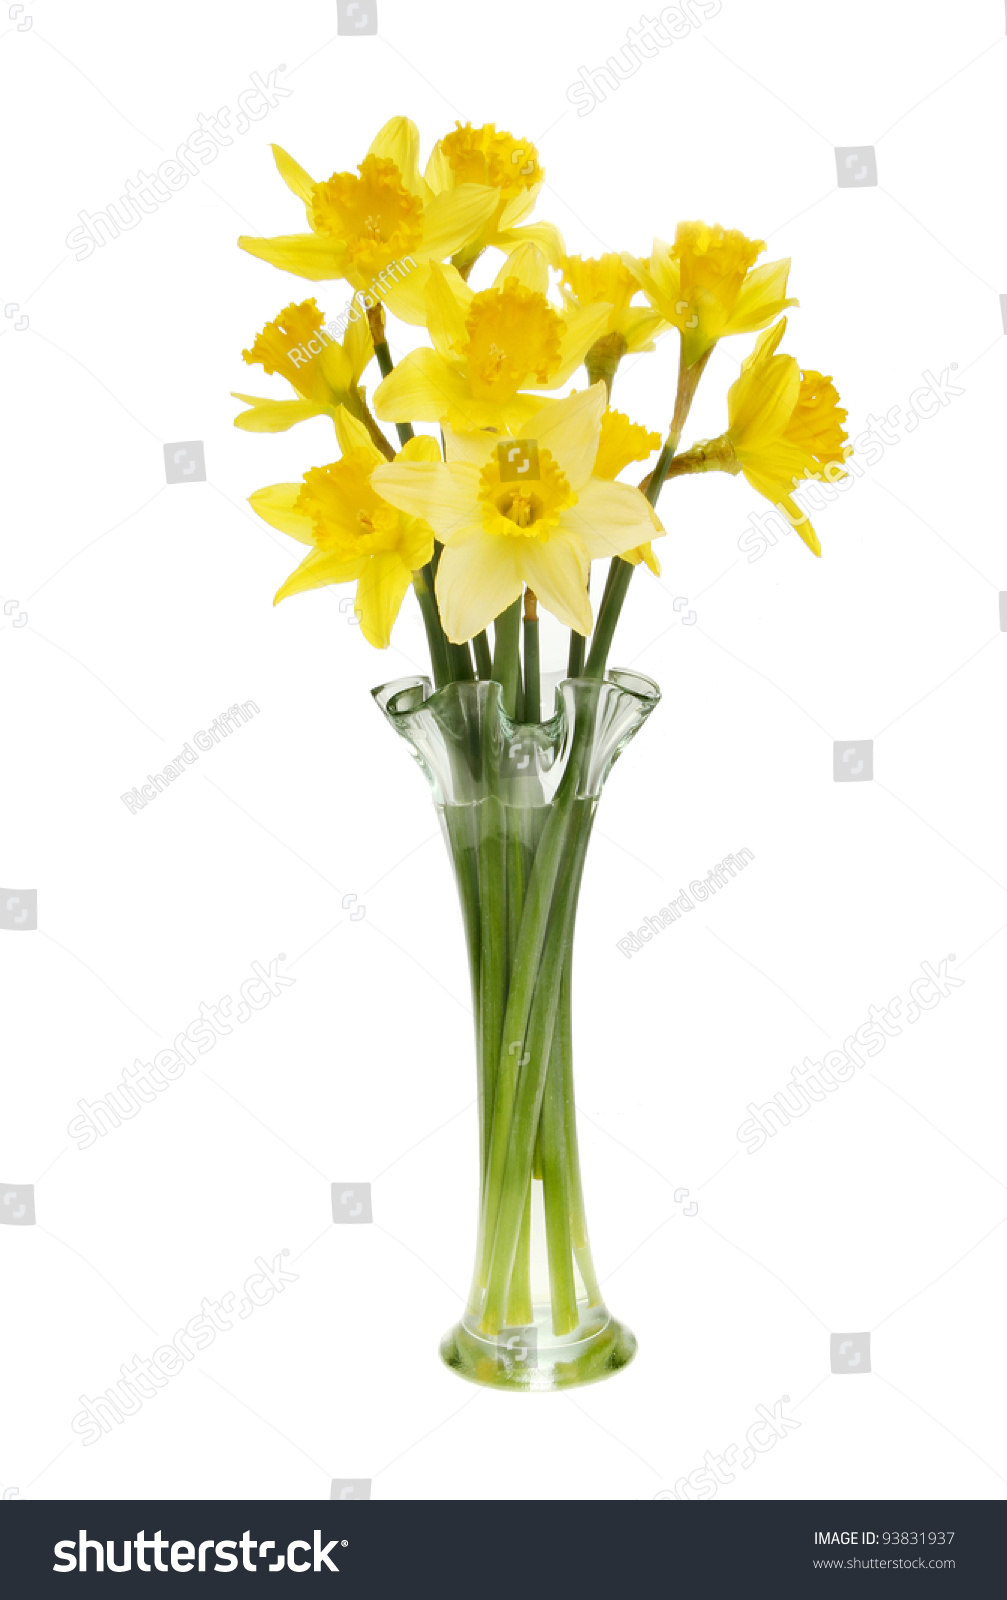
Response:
[[582, 346, 714, 681], [522, 592, 541, 723], [567, 630, 585, 678], [447, 639, 475, 682], [368, 303, 414, 448], [413, 566, 450, 689], [491, 598, 522, 718], [472, 630, 492, 680], [479, 798, 594, 1333], [539, 1006, 578, 1334]]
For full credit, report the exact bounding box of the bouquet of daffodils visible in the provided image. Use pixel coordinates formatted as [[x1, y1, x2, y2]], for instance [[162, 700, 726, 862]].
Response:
[[236, 116, 848, 1390]]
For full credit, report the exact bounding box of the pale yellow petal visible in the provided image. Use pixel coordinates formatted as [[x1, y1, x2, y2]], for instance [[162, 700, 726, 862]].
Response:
[[562, 478, 664, 559], [435, 529, 523, 642], [372, 460, 481, 536], [442, 426, 499, 467], [531, 384, 606, 489], [519, 533, 592, 635]]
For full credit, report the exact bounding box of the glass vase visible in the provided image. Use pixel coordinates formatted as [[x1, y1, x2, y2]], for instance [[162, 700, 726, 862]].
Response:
[[374, 667, 661, 1391]]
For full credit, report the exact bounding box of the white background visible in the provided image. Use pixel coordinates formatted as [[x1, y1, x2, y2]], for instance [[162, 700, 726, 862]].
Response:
[[2, 0, 1006, 1503]]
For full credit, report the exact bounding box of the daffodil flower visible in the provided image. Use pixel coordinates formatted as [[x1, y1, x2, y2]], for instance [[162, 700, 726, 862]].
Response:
[[622, 222, 796, 369], [724, 319, 848, 556], [232, 296, 377, 436], [372, 385, 662, 643], [238, 118, 500, 325], [248, 407, 439, 647], [424, 120, 565, 276], [560, 254, 666, 359], [669, 318, 849, 556], [373, 246, 611, 434], [592, 408, 663, 575]]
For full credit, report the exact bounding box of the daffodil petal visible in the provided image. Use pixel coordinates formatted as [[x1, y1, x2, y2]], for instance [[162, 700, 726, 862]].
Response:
[[777, 493, 820, 557], [367, 117, 427, 199], [441, 426, 499, 467], [492, 242, 549, 295], [547, 301, 614, 386], [238, 232, 346, 280], [532, 384, 607, 489], [233, 394, 330, 432], [519, 532, 592, 635], [421, 183, 500, 260], [424, 260, 472, 361], [379, 264, 432, 326], [435, 529, 523, 643], [333, 403, 382, 458], [249, 483, 315, 541], [373, 347, 473, 424], [622, 306, 667, 354], [723, 257, 797, 336], [274, 546, 365, 604], [372, 460, 481, 537], [563, 478, 663, 559], [729, 354, 800, 448], [354, 552, 415, 648], [494, 217, 567, 267], [270, 144, 316, 208], [396, 434, 442, 464]]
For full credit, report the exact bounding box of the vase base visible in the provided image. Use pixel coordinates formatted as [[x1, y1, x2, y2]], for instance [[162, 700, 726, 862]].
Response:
[[439, 1307, 637, 1393]]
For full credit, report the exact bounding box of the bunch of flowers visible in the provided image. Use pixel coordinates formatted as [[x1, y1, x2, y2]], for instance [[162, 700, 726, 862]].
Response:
[[235, 116, 850, 1385], [236, 115, 849, 704]]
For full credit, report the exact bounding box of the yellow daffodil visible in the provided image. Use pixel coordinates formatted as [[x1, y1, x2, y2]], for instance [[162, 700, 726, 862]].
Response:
[[561, 254, 665, 359], [622, 222, 796, 369], [249, 407, 439, 646], [592, 408, 663, 575], [237, 118, 499, 325], [424, 121, 565, 276], [372, 385, 662, 642], [724, 319, 848, 556], [670, 319, 849, 557], [373, 246, 611, 434], [232, 296, 379, 438]]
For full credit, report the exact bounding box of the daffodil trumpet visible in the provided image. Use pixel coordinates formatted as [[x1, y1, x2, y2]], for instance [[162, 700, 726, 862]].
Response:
[[237, 117, 847, 1388]]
